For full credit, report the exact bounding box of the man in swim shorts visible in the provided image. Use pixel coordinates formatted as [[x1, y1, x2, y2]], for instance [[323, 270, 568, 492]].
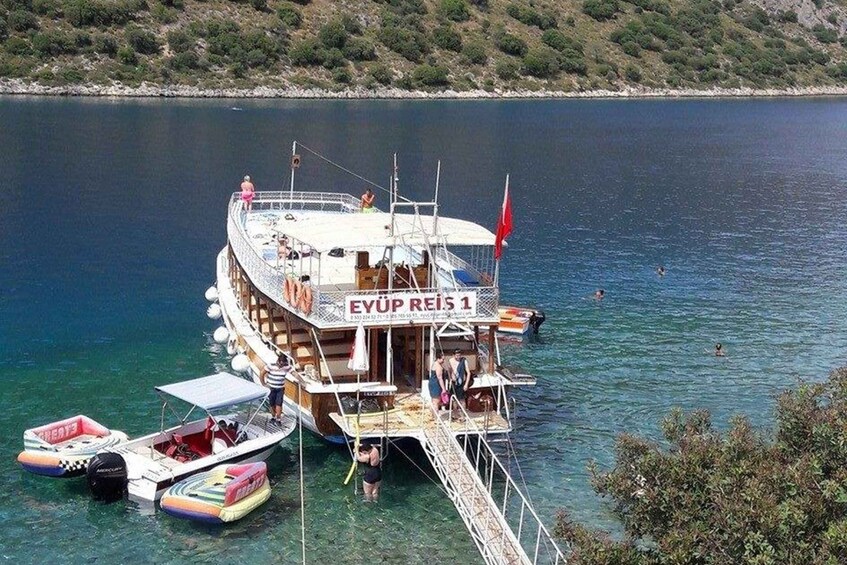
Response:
[[361, 188, 375, 213]]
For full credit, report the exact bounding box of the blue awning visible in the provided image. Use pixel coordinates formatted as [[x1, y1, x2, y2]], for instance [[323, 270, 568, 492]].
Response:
[[155, 372, 268, 411]]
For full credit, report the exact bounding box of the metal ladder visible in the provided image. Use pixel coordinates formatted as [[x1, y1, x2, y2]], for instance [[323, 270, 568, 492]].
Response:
[[419, 404, 566, 565]]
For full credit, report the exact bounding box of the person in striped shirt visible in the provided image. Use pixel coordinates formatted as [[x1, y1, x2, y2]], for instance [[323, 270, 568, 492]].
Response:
[[262, 357, 291, 424]]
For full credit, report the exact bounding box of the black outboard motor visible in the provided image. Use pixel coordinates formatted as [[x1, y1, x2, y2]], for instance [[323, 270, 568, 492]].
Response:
[[529, 310, 546, 334], [86, 452, 128, 502]]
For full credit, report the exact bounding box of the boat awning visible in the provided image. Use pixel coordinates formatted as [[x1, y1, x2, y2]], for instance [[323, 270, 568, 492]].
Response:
[[155, 372, 268, 411], [273, 212, 497, 251]]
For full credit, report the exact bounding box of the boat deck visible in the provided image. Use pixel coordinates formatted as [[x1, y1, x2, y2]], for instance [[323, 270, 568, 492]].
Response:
[[328, 392, 510, 440]]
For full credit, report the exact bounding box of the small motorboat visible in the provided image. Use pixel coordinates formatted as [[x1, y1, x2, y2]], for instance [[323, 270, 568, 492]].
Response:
[[498, 306, 546, 335], [17, 415, 128, 478], [160, 461, 271, 523], [85, 372, 295, 503]]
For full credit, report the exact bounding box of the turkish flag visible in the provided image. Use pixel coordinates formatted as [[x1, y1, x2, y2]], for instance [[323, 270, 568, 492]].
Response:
[[495, 177, 512, 260]]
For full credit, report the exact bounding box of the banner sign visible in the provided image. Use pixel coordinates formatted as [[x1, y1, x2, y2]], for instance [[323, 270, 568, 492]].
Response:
[[344, 291, 478, 323]]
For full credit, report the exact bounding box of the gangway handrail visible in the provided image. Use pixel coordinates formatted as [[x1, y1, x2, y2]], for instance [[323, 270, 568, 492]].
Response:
[[443, 399, 567, 564]]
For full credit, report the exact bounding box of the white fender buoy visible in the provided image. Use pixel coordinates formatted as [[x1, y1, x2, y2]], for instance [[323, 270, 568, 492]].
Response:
[[231, 354, 250, 373], [213, 327, 230, 344], [205, 286, 218, 302], [207, 303, 222, 320], [226, 339, 237, 356]]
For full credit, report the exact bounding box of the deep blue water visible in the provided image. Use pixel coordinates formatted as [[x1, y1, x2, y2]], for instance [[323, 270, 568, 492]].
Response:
[[2, 97, 847, 562]]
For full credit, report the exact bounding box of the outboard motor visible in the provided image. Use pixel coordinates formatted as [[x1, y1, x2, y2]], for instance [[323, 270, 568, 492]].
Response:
[[86, 452, 128, 502], [529, 310, 546, 334]]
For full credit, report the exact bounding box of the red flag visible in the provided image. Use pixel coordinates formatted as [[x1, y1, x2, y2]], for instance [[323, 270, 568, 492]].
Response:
[[495, 176, 512, 260]]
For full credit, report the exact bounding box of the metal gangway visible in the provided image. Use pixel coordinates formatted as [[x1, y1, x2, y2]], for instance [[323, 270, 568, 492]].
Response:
[[419, 401, 566, 565]]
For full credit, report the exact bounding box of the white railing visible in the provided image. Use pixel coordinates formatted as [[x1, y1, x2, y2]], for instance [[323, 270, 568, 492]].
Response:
[[423, 400, 567, 565], [226, 193, 500, 329]]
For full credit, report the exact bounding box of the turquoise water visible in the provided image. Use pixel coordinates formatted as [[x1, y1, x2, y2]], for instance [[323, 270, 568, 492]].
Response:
[[2, 97, 847, 562]]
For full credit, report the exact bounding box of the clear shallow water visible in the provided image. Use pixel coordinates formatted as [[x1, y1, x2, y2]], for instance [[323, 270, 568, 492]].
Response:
[[2, 97, 847, 562]]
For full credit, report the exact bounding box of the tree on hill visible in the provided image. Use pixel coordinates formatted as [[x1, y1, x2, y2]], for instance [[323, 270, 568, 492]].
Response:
[[557, 366, 847, 564]]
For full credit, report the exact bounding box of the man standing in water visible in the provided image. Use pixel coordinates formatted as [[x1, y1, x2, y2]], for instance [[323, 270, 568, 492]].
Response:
[[361, 188, 376, 213]]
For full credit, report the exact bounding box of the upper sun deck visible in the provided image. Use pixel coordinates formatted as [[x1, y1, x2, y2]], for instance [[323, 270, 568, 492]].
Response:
[[226, 191, 500, 329]]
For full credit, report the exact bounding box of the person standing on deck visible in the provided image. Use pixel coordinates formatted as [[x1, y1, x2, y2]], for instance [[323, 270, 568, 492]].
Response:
[[240, 175, 255, 211], [262, 357, 290, 424], [429, 352, 447, 411], [360, 188, 375, 213], [448, 349, 470, 409], [356, 443, 381, 502]]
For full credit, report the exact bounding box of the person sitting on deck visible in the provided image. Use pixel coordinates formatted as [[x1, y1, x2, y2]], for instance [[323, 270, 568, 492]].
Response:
[[277, 234, 291, 261], [356, 443, 381, 502], [448, 349, 470, 409], [361, 188, 376, 213], [429, 352, 447, 412], [262, 357, 290, 425], [240, 175, 255, 211]]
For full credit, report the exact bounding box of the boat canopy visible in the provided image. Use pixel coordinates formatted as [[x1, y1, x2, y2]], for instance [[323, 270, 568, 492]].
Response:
[[275, 212, 497, 251], [156, 372, 268, 411]]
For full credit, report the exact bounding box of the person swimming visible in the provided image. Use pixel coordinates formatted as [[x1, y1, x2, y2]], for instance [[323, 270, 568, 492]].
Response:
[[657, 266, 666, 277], [715, 343, 724, 357], [594, 289, 605, 300]]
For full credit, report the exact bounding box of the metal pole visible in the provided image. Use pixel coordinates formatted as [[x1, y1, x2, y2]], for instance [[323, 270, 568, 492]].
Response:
[[289, 141, 297, 208]]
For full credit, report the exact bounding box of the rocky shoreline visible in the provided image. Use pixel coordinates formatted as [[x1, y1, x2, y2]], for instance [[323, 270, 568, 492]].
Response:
[[3, 79, 847, 99]]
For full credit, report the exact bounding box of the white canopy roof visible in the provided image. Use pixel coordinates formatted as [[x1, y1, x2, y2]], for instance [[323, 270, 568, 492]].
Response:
[[273, 212, 496, 252], [155, 372, 268, 411]]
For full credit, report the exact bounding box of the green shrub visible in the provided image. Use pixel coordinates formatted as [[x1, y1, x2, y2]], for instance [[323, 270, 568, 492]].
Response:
[[506, 3, 556, 30], [64, 0, 146, 27], [8, 9, 38, 30], [340, 14, 362, 35], [438, 0, 468, 22], [166, 50, 199, 69], [126, 25, 158, 54], [541, 29, 582, 53], [117, 45, 136, 64], [321, 47, 344, 69], [433, 25, 462, 51], [628, 0, 669, 15], [0, 54, 33, 77], [462, 40, 486, 64], [249, 0, 266, 10], [412, 63, 448, 86], [151, 3, 177, 23], [813, 24, 838, 44], [32, 31, 78, 57], [522, 46, 559, 77], [167, 29, 193, 53], [32, 0, 61, 16], [276, 2, 301, 28], [495, 32, 527, 56], [827, 13, 838, 25], [621, 40, 640, 57], [93, 33, 117, 56], [495, 58, 518, 79], [624, 64, 641, 81], [4, 36, 30, 55], [560, 49, 587, 74], [0, 17, 7, 42], [368, 62, 392, 84], [582, 0, 619, 21], [378, 26, 429, 62], [318, 19, 348, 50], [778, 10, 798, 23], [289, 37, 321, 65], [332, 66, 352, 83], [342, 36, 375, 60]]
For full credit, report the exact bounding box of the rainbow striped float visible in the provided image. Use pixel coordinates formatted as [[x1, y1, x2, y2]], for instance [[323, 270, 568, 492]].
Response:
[[17, 415, 129, 478], [160, 462, 271, 523]]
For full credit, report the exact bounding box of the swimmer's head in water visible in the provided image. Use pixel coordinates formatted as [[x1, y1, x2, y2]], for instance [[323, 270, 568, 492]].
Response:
[[716, 343, 722, 350]]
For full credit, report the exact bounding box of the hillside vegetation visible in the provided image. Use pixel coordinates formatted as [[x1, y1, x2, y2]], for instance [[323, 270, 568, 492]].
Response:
[[3, 0, 847, 92]]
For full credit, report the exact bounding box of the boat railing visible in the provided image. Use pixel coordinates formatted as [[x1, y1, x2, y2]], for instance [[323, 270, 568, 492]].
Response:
[[442, 398, 567, 564], [227, 193, 500, 328], [243, 191, 365, 214]]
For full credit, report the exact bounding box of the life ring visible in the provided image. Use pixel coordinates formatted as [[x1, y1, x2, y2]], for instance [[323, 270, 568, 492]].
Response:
[[300, 285, 313, 314], [283, 277, 293, 304]]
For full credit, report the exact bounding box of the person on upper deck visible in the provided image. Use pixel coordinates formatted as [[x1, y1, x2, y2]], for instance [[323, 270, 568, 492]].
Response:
[[429, 352, 447, 411], [356, 443, 381, 502], [240, 175, 255, 211], [448, 349, 470, 409], [361, 188, 376, 213]]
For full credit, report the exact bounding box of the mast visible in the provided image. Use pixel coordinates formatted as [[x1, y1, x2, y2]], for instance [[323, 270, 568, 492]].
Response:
[[386, 155, 398, 386]]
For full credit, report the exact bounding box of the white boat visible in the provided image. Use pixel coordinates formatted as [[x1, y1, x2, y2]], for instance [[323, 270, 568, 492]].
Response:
[[211, 144, 536, 445], [85, 372, 295, 503]]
